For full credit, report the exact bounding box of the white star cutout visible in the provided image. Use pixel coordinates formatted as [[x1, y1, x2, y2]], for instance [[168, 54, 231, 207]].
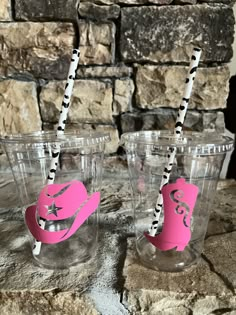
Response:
[[46, 202, 63, 217]]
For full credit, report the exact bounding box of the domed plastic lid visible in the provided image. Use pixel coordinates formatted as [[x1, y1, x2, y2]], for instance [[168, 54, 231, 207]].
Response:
[[120, 130, 234, 155], [1, 130, 111, 149]]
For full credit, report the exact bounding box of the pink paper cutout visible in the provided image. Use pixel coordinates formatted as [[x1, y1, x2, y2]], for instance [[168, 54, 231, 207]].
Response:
[[144, 178, 199, 251], [25, 181, 100, 244], [138, 176, 145, 193]]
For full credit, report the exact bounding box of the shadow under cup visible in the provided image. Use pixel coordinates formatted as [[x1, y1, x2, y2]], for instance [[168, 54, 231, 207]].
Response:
[[121, 131, 234, 272], [2, 130, 110, 269]]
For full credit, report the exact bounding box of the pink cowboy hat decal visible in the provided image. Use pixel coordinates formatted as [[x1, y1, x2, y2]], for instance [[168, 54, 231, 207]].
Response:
[[25, 180, 100, 244]]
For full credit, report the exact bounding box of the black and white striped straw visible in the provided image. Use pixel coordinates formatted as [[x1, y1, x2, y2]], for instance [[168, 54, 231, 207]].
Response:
[[148, 47, 202, 237]]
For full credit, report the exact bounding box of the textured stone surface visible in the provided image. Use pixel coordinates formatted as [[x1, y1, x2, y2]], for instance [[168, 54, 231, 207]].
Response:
[[79, 3, 120, 20], [214, 111, 226, 133], [123, 239, 232, 295], [0, 0, 11, 21], [203, 111, 226, 133], [0, 21, 115, 77], [87, 231, 129, 314], [175, 0, 197, 4], [40, 80, 113, 124], [0, 22, 74, 79], [199, 0, 233, 3], [0, 220, 127, 314], [207, 185, 236, 237], [0, 292, 99, 315], [79, 21, 115, 65], [120, 5, 234, 63], [123, 238, 236, 314], [204, 232, 236, 293], [43, 123, 119, 154], [135, 65, 230, 110], [113, 79, 134, 115], [120, 109, 224, 134], [0, 80, 41, 135], [77, 66, 133, 78], [0, 154, 11, 170], [0, 222, 97, 291], [15, 0, 78, 21], [124, 291, 236, 315], [0, 173, 19, 211], [81, 0, 172, 4]]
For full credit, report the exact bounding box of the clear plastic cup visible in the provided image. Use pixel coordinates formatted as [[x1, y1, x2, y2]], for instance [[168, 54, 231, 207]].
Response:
[[121, 130, 234, 272], [1, 130, 110, 269]]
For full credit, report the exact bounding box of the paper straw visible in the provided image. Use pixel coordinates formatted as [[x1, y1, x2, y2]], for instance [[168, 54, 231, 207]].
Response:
[[33, 49, 80, 255], [148, 47, 202, 237]]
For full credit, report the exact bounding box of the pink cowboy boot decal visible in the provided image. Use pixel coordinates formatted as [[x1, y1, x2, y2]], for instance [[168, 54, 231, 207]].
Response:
[[144, 178, 199, 251]]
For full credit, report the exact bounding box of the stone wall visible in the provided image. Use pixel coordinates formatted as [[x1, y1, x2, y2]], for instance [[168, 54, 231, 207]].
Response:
[[0, 0, 234, 154]]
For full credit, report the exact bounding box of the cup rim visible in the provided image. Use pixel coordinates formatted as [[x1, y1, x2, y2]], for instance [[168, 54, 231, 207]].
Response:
[[120, 130, 234, 155], [1, 130, 111, 148]]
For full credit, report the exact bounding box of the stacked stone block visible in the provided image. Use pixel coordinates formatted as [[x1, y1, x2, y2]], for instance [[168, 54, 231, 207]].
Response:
[[0, 0, 234, 154]]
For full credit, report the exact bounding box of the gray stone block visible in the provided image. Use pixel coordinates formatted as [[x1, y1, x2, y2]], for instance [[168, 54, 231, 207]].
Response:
[[14, 0, 79, 21], [120, 109, 222, 133], [113, 79, 135, 115], [135, 65, 230, 110], [0, 21, 115, 78], [199, 0, 234, 4], [81, 0, 173, 5], [0, 0, 11, 21], [120, 4, 234, 63], [0, 22, 75, 80], [0, 80, 41, 135], [40, 80, 113, 124], [79, 20, 116, 65], [174, 0, 197, 4], [79, 2, 120, 20], [77, 65, 133, 78]]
